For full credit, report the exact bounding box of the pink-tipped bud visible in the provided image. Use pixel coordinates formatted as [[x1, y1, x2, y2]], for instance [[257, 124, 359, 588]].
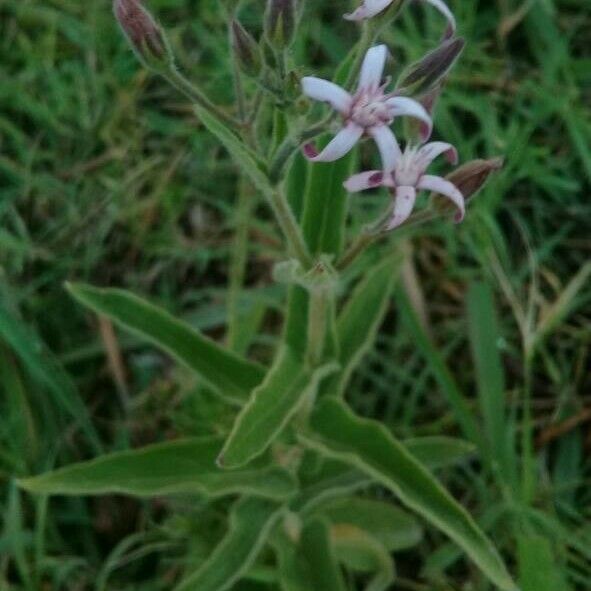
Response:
[[265, 0, 297, 50], [397, 37, 465, 96], [113, 0, 172, 70], [445, 157, 504, 201], [231, 20, 263, 78]]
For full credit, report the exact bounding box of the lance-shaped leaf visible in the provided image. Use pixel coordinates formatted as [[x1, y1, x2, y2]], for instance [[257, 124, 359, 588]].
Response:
[[67, 283, 265, 404], [18, 438, 296, 500], [323, 255, 401, 396], [405, 436, 476, 470], [293, 438, 473, 514], [300, 518, 347, 591], [302, 399, 516, 591], [174, 497, 283, 591], [331, 524, 395, 591], [218, 347, 338, 468], [313, 497, 422, 552]]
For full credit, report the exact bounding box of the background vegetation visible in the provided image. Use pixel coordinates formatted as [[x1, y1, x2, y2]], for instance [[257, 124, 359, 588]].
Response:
[[1, 0, 590, 588]]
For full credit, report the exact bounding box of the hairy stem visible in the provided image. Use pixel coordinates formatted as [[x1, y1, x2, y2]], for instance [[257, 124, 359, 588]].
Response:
[[307, 286, 329, 367], [268, 188, 314, 268], [163, 66, 240, 129]]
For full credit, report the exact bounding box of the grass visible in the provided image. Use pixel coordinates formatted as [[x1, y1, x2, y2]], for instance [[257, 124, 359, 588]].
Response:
[[1, 0, 590, 589]]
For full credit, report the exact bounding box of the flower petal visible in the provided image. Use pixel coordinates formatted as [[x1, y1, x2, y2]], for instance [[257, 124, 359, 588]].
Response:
[[422, 0, 457, 38], [344, 170, 386, 192], [369, 125, 401, 172], [344, 0, 393, 21], [385, 97, 433, 140], [358, 45, 388, 92], [417, 174, 465, 222], [304, 123, 364, 162], [416, 141, 458, 173], [301, 77, 353, 115], [387, 186, 417, 230]]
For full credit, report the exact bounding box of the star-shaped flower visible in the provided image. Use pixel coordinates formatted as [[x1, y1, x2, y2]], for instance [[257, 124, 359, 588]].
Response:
[[301, 45, 432, 166], [344, 140, 465, 230], [344, 0, 456, 38]]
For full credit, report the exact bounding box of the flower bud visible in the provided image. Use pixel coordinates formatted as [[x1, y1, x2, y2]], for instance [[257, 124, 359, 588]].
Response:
[[397, 37, 465, 96], [265, 0, 297, 50], [113, 0, 173, 71], [231, 20, 263, 78], [445, 158, 504, 200]]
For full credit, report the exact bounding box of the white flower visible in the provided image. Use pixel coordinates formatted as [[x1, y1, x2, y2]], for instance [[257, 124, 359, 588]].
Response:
[[344, 140, 465, 230], [301, 45, 432, 166], [344, 0, 456, 38]]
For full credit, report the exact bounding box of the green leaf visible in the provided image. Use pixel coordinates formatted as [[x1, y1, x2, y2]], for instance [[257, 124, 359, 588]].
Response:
[[405, 436, 476, 470], [293, 460, 371, 513], [0, 296, 101, 452], [219, 347, 338, 468], [324, 256, 401, 396], [331, 525, 395, 591], [174, 497, 283, 591], [467, 282, 514, 482], [274, 531, 312, 591], [303, 399, 516, 591], [293, 437, 473, 515], [18, 438, 296, 500], [518, 535, 570, 591], [67, 283, 265, 404], [300, 139, 356, 257], [300, 518, 347, 591], [398, 288, 482, 447], [194, 105, 271, 198], [314, 497, 422, 552]]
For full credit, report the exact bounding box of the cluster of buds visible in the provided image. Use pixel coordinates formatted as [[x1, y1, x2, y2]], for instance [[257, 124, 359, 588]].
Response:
[[302, 0, 502, 231], [112, 0, 502, 232]]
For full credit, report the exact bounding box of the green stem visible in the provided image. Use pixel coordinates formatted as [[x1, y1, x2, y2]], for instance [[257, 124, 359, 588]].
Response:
[[344, 21, 375, 89], [307, 286, 329, 367], [162, 66, 240, 129], [268, 117, 331, 184], [336, 231, 378, 271], [269, 188, 314, 268], [521, 350, 535, 506]]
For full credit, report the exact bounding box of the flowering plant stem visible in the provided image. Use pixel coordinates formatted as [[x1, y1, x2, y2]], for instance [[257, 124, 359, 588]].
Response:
[[268, 188, 314, 267], [163, 66, 241, 129], [21, 3, 514, 591]]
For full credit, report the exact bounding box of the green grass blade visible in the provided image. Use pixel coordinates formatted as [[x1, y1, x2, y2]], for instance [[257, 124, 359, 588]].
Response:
[[467, 282, 513, 483], [397, 289, 483, 448], [218, 347, 338, 468], [303, 399, 516, 591], [66, 283, 265, 404], [174, 497, 283, 591], [0, 297, 101, 452], [18, 438, 296, 500], [518, 534, 570, 591]]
